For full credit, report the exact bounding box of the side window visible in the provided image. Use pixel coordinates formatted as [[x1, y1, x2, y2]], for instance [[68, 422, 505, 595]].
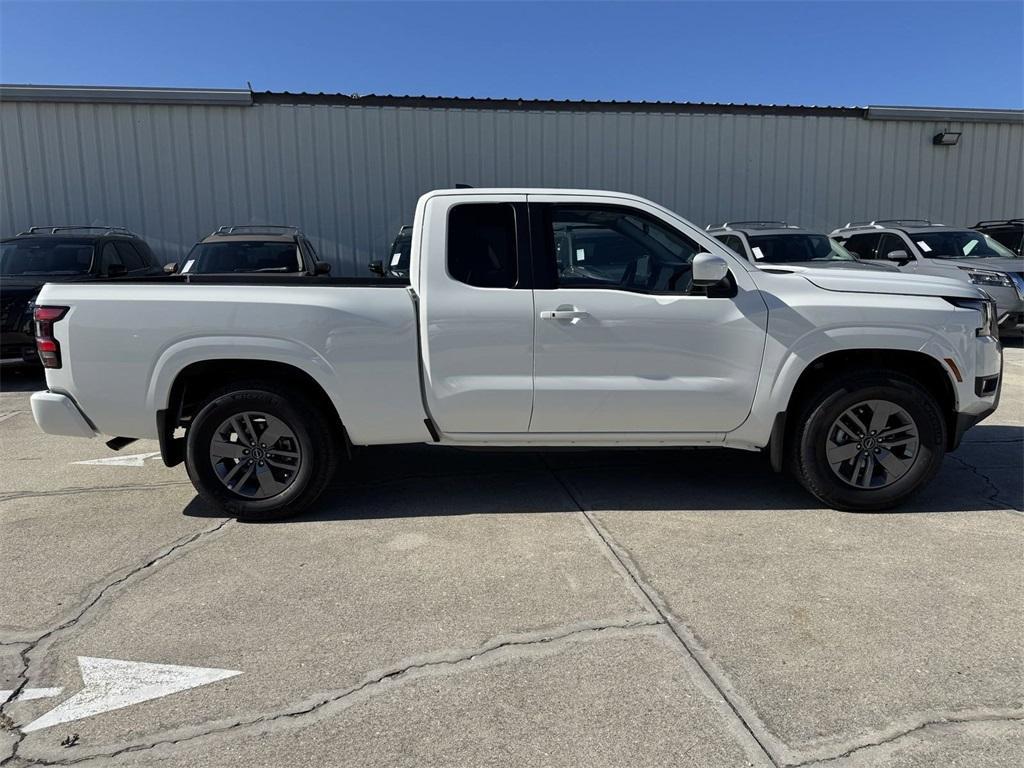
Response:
[[548, 205, 700, 293], [114, 241, 145, 272], [716, 235, 745, 257], [878, 233, 911, 260], [99, 242, 123, 273], [447, 203, 517, 288], [841, 233, 881, 259]]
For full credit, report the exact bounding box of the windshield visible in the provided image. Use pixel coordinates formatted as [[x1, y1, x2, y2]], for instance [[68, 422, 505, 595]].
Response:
[[0, 239, 95, 276], [182, 241, 301, 273], [912, 231, 1020, 260], [746, 233, 856, 263], [388, 229, 412, 276]]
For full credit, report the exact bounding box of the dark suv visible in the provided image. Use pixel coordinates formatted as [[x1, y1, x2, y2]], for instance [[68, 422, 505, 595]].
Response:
[[972, 219, 1023, 257], [1, 226, 162, 365], [177, 225, 330, 275]]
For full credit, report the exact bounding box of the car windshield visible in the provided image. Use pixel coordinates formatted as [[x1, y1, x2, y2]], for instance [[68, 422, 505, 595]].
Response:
[[0, 239, 95, 275], [912, 231, 1020, 260], [183, 241, 301, 273], [389, 229, 412, 275], [746, 233, 856, 263]]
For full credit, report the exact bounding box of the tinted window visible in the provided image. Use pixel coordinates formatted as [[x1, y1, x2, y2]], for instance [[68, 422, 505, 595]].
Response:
[[981, 228, 1023, 255], [841, 233, 881, 260], [447, 204, 517, 288], [878, 234, 911, 260], [99, 242, 123, 272], [114, 241, 145, 271], [548, 205, 700, 293], [715, 235, 745, 257], [747, 233, 856, 263], [184, 241, 301, 273], [0, 239, 94, 275]]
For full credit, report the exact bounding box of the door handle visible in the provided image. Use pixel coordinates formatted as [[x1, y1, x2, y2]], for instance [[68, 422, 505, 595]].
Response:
[[540, 309, 590, 320]]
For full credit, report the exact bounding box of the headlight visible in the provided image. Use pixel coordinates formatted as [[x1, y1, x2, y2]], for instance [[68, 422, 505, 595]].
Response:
[[962, 268, 1012, 288], [945, 297, 998, 337]]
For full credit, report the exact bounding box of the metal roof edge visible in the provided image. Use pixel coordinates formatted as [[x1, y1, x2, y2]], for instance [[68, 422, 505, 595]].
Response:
[[252, 91, 865, 117], [0, 84, 253, 106], [866, 105, 1024, 123]]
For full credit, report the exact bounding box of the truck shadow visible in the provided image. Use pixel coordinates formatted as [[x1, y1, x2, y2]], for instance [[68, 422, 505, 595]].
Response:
[[0, 366, 45, 393], [185, 424, 1022, 521]]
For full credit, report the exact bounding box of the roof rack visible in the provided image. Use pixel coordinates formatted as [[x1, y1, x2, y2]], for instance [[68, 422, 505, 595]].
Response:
[[973, 219, 1023, 227], [839, 219, 939, 231], [727, 220, 798, 229], [19, 225, 138, 236], [213, 225, 302, 236]]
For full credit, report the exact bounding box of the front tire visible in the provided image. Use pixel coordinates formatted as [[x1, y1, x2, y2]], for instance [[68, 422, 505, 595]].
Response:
[[185, 382, 338, 520], [790, 371, 946, 511]]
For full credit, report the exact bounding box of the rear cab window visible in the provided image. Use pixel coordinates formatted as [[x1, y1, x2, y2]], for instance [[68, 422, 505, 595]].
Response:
[[447, 203, 518, 288]]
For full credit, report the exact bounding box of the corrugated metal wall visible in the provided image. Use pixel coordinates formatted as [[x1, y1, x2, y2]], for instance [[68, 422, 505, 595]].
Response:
[[2, 99, 1022, 274]]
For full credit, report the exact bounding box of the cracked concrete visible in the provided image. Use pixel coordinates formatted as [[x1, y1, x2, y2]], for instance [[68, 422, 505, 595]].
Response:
[[1, 343, 1021, 767]]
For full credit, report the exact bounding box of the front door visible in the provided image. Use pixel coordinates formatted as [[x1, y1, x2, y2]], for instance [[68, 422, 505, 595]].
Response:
[[528, 197, 768, 434]]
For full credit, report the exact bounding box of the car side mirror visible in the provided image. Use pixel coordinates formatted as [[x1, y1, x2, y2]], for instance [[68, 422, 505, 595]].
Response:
[[692, 252, 730, 287], [106, 263, 127, 277], [886, 249, 909, 262], [313, 261, 331, 275], [368, 260, 386, 277], [163, 262, 179, 275]]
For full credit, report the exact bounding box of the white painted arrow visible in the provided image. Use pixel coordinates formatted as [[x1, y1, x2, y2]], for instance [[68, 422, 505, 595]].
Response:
[[73, 452, 162, 467], [0, 687, 63, 702], [22, 657, 241, 732]]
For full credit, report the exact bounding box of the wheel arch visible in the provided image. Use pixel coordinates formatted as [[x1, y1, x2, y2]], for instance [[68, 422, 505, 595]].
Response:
[[157, 358, 346, 467], [767, 348, 959, 472]]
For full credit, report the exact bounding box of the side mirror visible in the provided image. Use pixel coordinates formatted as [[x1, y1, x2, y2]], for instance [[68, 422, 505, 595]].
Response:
[[886, 249, 909, 262], [313, 261, 331, 275], [163, 262, 179, 275], [106, 263, 127, 277], [368, 260, 386, 277], [692, 252, 730, 287]]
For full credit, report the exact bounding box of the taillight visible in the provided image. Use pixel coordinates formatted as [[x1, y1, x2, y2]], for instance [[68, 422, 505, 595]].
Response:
[[33, 306, 69, 368]]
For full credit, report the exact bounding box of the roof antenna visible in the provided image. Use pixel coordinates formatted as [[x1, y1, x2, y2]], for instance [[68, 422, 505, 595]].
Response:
[[455, 183, 473, 189]]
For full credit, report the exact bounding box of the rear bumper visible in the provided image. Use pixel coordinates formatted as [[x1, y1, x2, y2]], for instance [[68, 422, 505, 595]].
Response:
[[30, 391, 97, 438]]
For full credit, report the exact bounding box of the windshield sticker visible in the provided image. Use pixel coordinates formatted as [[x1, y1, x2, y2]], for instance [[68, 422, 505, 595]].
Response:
[[390, 252, 402, 266], [181, 259, 195, 273], [576, 248, 586, 262], [916, 241, 932, 252], [752, 246, 765, 260], [963, 240, 978, 255]]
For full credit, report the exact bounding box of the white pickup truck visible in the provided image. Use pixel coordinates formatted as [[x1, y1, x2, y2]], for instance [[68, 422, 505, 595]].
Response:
[[31, 188, 1003, 519]]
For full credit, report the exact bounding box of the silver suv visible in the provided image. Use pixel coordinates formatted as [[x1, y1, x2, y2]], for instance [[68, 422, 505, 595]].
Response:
[[706, 221, 897, 272], [831, 220, 1024, 334]]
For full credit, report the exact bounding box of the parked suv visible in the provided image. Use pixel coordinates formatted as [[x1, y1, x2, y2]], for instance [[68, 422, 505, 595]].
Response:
[[831, 220, 1024, 334], [1, 226, 161, 365], [177, 226, 330, 275], [972, 219, 1023, 257], [706, 222, 897, 272], [370, 224, 412, 279]]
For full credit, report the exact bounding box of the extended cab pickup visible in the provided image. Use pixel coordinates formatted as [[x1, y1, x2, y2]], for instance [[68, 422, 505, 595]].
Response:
[[30, 189, 1003, 519]]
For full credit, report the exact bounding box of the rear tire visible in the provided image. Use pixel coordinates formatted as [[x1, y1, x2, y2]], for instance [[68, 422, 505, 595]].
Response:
[[185, 382, 338, 520], [789, 370, 946, 511]]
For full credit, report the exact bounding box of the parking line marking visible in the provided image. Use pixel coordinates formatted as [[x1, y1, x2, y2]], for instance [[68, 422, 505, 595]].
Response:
[[72, 452, 162, 467], [0, 687, 63, 702], [22, 657, 241, 732]]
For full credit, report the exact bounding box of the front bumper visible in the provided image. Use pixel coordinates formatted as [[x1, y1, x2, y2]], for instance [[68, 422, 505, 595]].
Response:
[[30, 391, 97, 438], [949, 337, 1002, 450]]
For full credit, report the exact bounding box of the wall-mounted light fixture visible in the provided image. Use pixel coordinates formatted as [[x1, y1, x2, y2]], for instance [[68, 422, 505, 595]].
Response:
[[933, 131, 961, 146]]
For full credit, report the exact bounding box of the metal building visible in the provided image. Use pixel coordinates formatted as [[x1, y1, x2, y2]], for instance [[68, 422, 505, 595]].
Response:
[[2, 84, 1022, 274]]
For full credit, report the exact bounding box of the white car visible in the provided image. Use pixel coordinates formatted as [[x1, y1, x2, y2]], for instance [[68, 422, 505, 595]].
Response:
[[30, 188, 1002, 519]]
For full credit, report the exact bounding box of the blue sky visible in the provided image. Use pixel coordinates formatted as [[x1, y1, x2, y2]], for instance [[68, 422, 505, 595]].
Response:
[[1, 1, 1022, 108]]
